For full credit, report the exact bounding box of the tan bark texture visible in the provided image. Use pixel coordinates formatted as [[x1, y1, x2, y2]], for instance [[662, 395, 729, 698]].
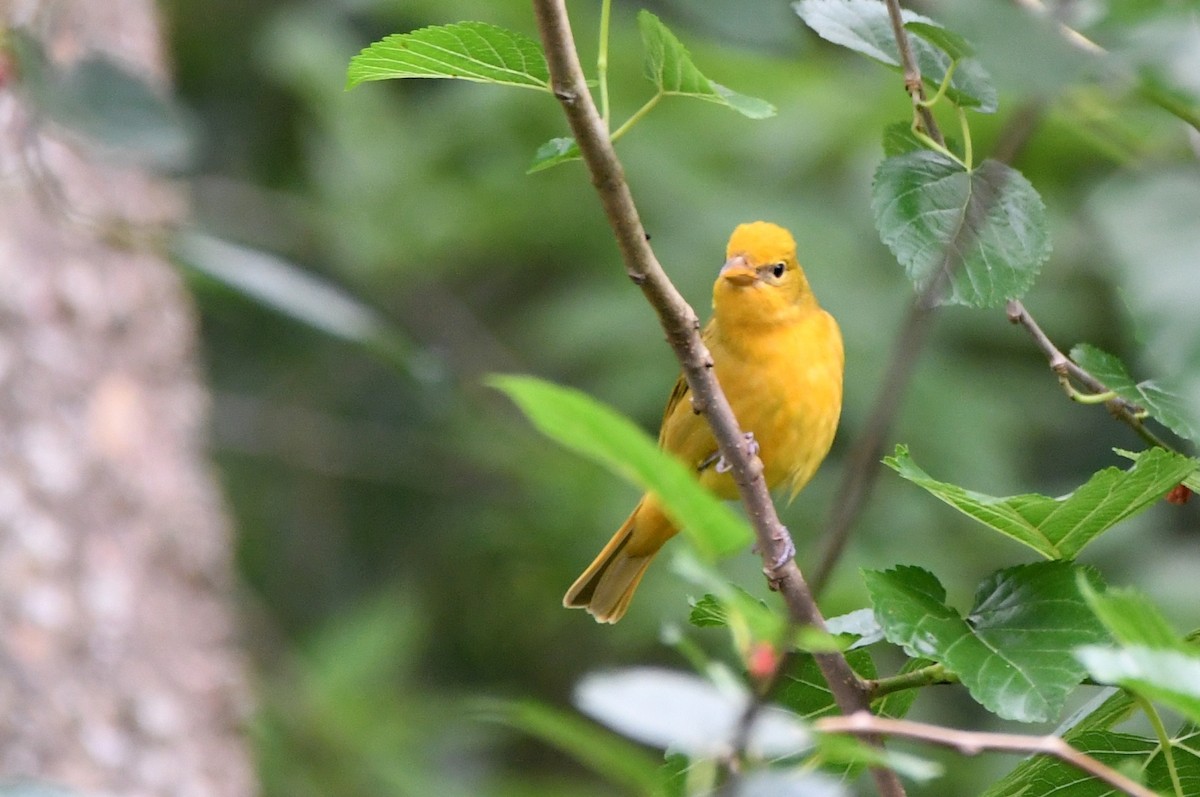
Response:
[[0, 1, 256, 795]]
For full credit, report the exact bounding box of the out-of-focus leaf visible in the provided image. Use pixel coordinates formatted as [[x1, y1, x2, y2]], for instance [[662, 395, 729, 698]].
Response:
[[884, 445, 1196, 558], [474, 698, 666, 796], [528, 136, 581, 173], [574, 668, 809, 757], [904, 21, 974, 61], [872, 152, 1050, 308], [346, 22, 550, 90], [1071, 343, 1199, 443], [794, 0, 997, 112], [1077, 646, 1200, 725], [638, 11, 775, 119], [1078, 577, 1186, 651], [1090, 173, 1200, 444], [490, 377, 753, 558], [825, 607, 885, 649], [864, 562, 1108, 722], [10, 29, 194, 170], [173, 232, 444, 385], [732, 769, 849, 797]]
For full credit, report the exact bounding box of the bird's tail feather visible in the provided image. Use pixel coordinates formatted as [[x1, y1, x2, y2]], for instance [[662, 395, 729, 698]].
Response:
[[563, 498, 671, 624]]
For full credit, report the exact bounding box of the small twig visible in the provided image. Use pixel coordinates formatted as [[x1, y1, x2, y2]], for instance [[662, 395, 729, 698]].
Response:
[[816, 713, 1159, 797], [1005, 300, 1171, 449], [883, 0, 941, 142], [529, 4, 906, 795]]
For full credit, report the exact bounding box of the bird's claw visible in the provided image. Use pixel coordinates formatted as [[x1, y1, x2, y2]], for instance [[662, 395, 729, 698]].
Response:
[[756, 525, 796, 582], [715, 432, 759, 473]]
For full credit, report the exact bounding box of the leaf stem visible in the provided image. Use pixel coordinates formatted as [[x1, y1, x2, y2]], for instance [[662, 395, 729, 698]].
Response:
[[917, 59, 958, 110], [866, 663, 957, 700], [957, 106, 973, 170], [597, 0, 612, 128], [816, 713, 1159, 797], [1136, 695, 1183, 797], [910, 124, 965, 169], [610, 92, 661, 143]]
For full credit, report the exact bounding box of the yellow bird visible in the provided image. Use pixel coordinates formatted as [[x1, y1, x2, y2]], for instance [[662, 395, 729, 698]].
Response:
[[564, 221, 845, 623]]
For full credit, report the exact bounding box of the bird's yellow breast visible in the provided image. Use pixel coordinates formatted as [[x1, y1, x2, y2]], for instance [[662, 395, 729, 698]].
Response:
[[706, 309, 844, 498]]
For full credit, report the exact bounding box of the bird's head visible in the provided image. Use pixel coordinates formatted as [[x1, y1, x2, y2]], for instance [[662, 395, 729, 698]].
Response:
[[713, 221, 814, 327]]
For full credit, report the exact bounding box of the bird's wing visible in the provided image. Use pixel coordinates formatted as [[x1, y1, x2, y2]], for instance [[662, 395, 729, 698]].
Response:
[[657, 373, 690, 447]]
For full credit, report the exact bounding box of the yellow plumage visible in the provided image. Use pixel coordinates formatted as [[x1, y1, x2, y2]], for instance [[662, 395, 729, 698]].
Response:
[[564, 222, 845, 623]]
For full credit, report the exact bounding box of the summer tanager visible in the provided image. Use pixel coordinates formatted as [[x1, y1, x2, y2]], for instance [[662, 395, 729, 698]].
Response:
[[564, 221, 844, 623]]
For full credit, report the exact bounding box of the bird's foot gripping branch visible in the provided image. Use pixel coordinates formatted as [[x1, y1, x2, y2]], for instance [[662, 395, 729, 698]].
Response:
[[350, 1, 1200, 795]]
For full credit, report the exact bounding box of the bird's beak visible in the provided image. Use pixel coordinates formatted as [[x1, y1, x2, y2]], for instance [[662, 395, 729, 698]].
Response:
[[719, 255, 757, 286]]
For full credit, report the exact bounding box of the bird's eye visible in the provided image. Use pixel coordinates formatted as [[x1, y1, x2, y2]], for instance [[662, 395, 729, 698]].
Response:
[[771, 262, 786, 279]]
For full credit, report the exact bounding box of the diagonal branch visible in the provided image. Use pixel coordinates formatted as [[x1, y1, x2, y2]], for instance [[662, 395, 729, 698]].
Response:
[[817, 713, 1158, 797], [529, 2, 905, 795]]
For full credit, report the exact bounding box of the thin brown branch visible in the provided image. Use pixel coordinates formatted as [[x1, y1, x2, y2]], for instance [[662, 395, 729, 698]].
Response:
[[817, 713, 1159, 797], [529, 3, 905, 795], [883, 0, 942, 144], [1005, 300, 1171, 449]]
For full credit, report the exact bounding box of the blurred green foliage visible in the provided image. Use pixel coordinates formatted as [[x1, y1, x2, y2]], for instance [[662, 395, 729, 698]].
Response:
[[157, 0, 1200, 793]]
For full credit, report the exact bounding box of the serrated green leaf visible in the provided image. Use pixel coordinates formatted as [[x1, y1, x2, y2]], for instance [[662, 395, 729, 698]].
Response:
[[688, 594, 728, 628], [1077, 646, 1200, 725], [527, 136, 581, 173], [865, 562, 1108, 722], [872, 152, 1050, 308], [794, 0, 997, 112], [347, 22, 550, 91], [637, 11, 776, 119], [474, 698, 665, 795], [490, 376, 752, 558], [672, 552, 785, 642], [1116, 448, 1200, 493], [776, 649, 876, 720], [982, 688, 1139, 797], [1071, 343, 1200, 443], [987, 726, 1200, 796], [884, 445, 1196, 558]]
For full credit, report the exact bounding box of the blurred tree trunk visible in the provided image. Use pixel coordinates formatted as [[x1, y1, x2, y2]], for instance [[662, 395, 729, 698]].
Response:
[[0, 1, 255, 795]]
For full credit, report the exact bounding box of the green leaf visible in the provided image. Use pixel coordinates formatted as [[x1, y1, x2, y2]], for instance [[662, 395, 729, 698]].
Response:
[[986, 726, 1200, 796], [864, 563, 1108, 722], [881, 122, 924, 157], [490, 376, 753, 558], [574, 668, 809, 757], [904, 21, 974, 61], [1071, 343, 1200, 443], [474, 698, 666, 795], [982, 688, 1139, 796], [872, 152, 1050, 308], [1079, 578, 1185, 651], [794, 0, 997, 112], [10, 30, 194, 170], [1077, 646, 1200, 725], [688, 594, 728, 628], [884, 445, 1197, 559], [1116, 448, 1200, 493], [672, 552, 784, 641], [346, 22, 550, 91], [527, 136, 581, 173], [637, 11, 776, 119], [776, 649, 876, 720]]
